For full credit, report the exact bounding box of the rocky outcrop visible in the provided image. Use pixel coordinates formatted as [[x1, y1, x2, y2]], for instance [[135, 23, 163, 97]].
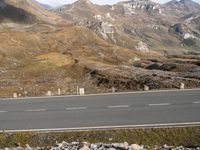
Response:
[[135, 41, 150, 53], [168, 23, 198, 47], [169, 24, 190, 38], [4, 141, 200, 150], [89, 64, 200, 91], [122, 0, 162, 14]]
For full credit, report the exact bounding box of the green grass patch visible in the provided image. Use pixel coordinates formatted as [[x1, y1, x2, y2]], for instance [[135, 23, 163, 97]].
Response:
[[22, 62, 57, 77]]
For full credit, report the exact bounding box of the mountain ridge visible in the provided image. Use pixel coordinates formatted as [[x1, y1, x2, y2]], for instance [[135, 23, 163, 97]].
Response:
[[55, 0, 200, 54], [32, 0, 53, 10]]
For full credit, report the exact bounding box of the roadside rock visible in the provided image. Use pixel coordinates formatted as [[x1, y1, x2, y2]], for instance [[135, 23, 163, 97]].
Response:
[[112, 142, 129, 150], [25, 144, 32, 150], [130, 144, 142, 150], [79, 145, 90, 150], [3, 142, 200, 150]]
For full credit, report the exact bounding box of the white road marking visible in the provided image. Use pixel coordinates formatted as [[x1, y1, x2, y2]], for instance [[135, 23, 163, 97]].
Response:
[[108, 105, 130, 108], [0, 111, 7, 113], [193, 102, 200, 104], [2, 122, 200, 133], [149, 103, 171, 106], [65, 107, 87, 110], [1, 88, 200, 101], [25, 109, 47, 112]]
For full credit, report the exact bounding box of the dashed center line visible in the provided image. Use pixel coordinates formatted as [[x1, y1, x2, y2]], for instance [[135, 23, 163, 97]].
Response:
[[149, 103, 171, 106], [65, 107, 87, 110], [108, 105, 130, 108], [25, 109, 47, 112], [193, 102, 200, 104], [0, 111, 7, 113], [1, 101, 199, 113]]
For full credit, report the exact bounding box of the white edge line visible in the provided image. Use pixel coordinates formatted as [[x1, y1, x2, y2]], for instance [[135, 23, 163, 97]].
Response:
[[193, 102, 200, 104], [25, 109, 47, 112], [1, 88, 200, 101], [149, 103, 171, 106], [1, 122, 200, 133], [108, 105, 130, 108], [65, 107, 87, 110]]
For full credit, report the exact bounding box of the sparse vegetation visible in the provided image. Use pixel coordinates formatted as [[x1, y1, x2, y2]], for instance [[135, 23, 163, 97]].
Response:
[[0, 127, 200, 148], [1, 0, 200, 98]]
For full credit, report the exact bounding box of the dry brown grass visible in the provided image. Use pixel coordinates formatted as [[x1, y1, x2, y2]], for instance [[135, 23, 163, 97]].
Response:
[[37, 52, 75, 67], [0, 22, 150, 97]]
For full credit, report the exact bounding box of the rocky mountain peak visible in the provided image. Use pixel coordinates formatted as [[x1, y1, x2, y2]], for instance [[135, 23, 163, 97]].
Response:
[[180, 0, 193, 3], [165, 0, 200, 12], [32, 0, 52, 10], [121, 0, 161, 14], [75, 0, 93, 5], [162, 0, 200, 19]]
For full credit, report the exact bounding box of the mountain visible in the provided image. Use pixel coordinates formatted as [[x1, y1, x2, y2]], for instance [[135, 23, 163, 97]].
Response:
[[0, 0, 150, 97], [181, 11, 200, 29], [163, 0, 200, 18], [116, 0, 162, 14], [1, 0, 200, 98], [0, 0, 64, 24], [57, 0, 110, 21], [32, 0, 53, 10], [56, 0, 200, 54]]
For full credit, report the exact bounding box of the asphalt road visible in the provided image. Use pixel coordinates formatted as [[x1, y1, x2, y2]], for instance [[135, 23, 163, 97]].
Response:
[[0, 89, 200, 132]]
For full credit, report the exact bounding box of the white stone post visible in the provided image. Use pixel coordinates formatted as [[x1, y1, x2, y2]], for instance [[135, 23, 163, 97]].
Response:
[[112, 87, 115, 93], [144, 85, 149, 91], [79, 88, 85, 95], [13, 93, 18, 98], [180, 83, 185, 89], [47, 91, 52, 96], [77, 86, 79, 95], [58, 88, 61, 95]]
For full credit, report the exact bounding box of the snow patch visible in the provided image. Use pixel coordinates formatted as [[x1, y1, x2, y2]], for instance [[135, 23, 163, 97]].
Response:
[[184, 33, 195, 39]]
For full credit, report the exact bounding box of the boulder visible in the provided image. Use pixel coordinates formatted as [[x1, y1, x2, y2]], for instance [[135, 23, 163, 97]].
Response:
[[90, 144, 98, 150], [79, 145, 90, 150], [112, 142, 129, 149], [25, 144, 32, 150], [130, 144, 142, 150]]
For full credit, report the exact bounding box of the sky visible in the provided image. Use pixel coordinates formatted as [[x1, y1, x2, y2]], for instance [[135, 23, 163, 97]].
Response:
[[37, 0, 200, 7]]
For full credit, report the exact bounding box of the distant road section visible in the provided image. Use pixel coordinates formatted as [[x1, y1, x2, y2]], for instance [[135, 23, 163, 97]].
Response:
[[0, 89, 200, 132]]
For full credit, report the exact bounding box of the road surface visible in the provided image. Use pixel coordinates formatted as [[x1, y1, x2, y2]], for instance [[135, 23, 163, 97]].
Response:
[[0, 89, 200, 132]]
